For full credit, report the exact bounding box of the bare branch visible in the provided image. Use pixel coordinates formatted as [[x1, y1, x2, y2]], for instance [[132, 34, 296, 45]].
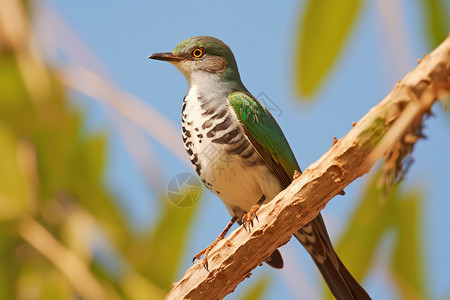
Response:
[[166, 35, 450, 299]]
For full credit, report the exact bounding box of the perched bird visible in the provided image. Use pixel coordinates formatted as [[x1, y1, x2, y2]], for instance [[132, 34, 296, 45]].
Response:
[[149, 36, 370, 300]]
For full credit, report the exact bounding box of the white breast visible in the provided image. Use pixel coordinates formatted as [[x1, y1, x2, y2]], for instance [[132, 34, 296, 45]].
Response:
[[182, 88, 283, 218]]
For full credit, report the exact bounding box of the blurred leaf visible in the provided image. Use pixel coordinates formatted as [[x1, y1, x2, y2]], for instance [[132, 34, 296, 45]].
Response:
[[143, 198, 199, 290], [0, 227, 22, 299], [39, 271, 72, 300], [419, 0, 450, 48], [17, 268, 72, 300], [32, 108, 130, 245], [334, 171, 396, 281], [127, 191, 201, 291], [82, 134, 107, 182], [324, 170, 397, 299], [390, 191, 428, 300], [65, 131, 131, 244], [0, 54, 35, 132], [33, 112, 80, 201], [325, 169, 429, 299], [294, 0, 363, 97], [238, 275, 271, 300], [121, 271, 166, 300], [0, 124, 32, 220]]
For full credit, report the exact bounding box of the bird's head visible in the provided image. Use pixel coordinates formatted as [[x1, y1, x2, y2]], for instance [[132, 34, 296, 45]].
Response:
[[149, 36, 242, 85]]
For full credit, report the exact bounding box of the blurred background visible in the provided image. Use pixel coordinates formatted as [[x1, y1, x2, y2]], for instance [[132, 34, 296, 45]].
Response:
[[0, 0, 449, 299]]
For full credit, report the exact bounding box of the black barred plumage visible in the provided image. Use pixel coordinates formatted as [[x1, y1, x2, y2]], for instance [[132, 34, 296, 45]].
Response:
[[201, 119, 213, 130], [201, 107, 216, 116], [182, 96, 201, 175], [185, 147, 193, 156], [212, 108, 227, 119], [181, 90, 265, 189], [239, 147, 255, 159], [227, 140, 249, 155], [296, 224, 326, 263], [208, 115, 231, 134], [212, 128, 240, 144]]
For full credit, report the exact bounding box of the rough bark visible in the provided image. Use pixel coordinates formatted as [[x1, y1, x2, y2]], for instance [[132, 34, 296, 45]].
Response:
[[166, 35, 450, 300]]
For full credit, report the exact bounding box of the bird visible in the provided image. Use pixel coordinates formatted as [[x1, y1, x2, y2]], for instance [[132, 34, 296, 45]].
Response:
[[149, 36, 371, 300]]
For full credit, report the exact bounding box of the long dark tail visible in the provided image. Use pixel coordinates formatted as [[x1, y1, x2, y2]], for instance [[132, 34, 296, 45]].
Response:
[[294, 214, 371, 300]]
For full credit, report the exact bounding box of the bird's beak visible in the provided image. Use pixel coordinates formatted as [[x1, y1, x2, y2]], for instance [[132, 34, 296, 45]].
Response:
[[148, 52, 185, 62]]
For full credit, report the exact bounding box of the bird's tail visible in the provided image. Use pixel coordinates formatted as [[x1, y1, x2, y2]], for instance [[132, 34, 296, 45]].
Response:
[[311, 249, 371, 300], [294, 214, 371, 300]]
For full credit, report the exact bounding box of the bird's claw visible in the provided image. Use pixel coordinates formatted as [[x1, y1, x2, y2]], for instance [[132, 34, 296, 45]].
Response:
[[192, 254, 200, 264], [242, 205, 260, 232], [202, 259, 209, 272], [192, 217, 237, 272], [192, 248, 211, 272]]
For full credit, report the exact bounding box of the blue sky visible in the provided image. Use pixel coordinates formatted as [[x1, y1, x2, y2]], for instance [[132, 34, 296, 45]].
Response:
[[43, 1, 449, 299]]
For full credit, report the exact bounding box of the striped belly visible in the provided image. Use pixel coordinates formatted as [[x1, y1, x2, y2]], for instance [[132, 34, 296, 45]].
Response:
[[182, 95, 283, 217]]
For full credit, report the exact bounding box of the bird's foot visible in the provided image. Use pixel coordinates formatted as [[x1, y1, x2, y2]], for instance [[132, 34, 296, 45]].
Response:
[[192, 244, 216, 272], [242, 204, 260, 232], [192, 216, 238, 272]]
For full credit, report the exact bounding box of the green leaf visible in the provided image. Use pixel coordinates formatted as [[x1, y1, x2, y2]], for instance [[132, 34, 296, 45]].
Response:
[[20, 268, 73, 300], [419, 0, 450, 48], [146, 198, 199, 290], [390, 191, 428, 300], [324, 170, 397, 299], [120, 271, 166, 300], [294, 0, 363, 97], [0, 54, 34, 130], [0, 228, 22, 299], [324, 169, 429, 299], [0, 124, 33, 221], [126, 190, 202, 291], [238, 275, 271, 300], [334, 172, 396, 279]]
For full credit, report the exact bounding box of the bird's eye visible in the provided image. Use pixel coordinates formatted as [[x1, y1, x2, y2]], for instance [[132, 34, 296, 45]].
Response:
[[192, 48, 204, 58]]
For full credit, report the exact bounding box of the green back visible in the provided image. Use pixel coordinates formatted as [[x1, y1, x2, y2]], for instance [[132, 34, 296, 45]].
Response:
[[228, 91, 301, 188]]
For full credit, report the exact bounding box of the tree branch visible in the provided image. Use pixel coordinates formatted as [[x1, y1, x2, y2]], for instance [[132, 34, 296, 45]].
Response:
[[166, 35, 450, 300]]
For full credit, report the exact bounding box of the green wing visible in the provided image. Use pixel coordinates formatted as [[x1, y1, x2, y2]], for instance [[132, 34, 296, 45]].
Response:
[[228, 91, 301, 187]]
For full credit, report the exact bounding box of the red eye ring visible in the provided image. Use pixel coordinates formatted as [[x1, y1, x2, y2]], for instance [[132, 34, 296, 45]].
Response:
[[192, 48, 204, 58]]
